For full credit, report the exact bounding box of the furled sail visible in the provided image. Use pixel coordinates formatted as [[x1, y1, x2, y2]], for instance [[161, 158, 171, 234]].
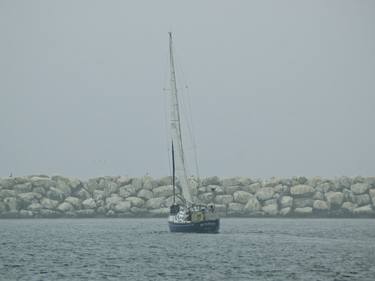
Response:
[[168, 32, 193, 203]]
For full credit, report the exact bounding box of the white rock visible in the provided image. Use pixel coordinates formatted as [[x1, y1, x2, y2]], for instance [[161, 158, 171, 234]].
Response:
[[313, 191, 324, 200], [228, 203, 244, 214], [82, 198, 97, 209], [351, 183, 370, 195], [117, 176, 132, 186], [137, 189, 154, 200], [93, 190, 105, 201], [255, 187, 274, 201], [233, 191, 253, 204], [153, 185, 174, 198], [353, 205, 373, 215], [244, 197, 261, 212], [119, 185, 137, 198], [294, 207, 313, 214], [313, 200, 329, 210], [145, 197, 165, 209], [76, 189, 91, 200], [126, 197, 144, 208], [342, 202, 356, 212], [280, 207, 291, 216], [65, 197, 81, 209], [199, 192, 215, 204], [4, 197, 18, 211], [353, 194, 371, 206], [262, 204, 278, 215], [114, 201, 131, 212], [28, 203, 42, 211], [325, 192, 344, 206], [280, 196, 293, 208], [224, 185, 240, 195], [105, 195, 122, 209], [214, 195, 233, 205], [294, 198, 313, 208], [18, 192, 42, 203], [57, 202, 74, 212], [290, 185, 314, 196], [40, 198, 59, 209], [243, 182, 261, 194]]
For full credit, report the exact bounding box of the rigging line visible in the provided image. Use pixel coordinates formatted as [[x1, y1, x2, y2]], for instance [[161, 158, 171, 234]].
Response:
[[162, 50, 172, 178], [174, 52, 200, 182]]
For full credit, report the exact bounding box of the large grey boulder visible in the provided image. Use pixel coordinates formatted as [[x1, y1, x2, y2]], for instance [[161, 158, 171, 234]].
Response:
[[313, 200, 329, 210], [131, 177, 144, 191], [264, 198, 278, 206], [82, 198, 97, 209], [114, 201, 131, 212], [199, 192, 215, 204], [4, 197, 18, 212], [201, 176, 221, 186], [280, 207, 291, 216], [76, 188, 91, 200], [119, 185, 137, 198], [313, 191, 324, 200], [262, 204, 278, 215], [103, 182, 118, 197], [0, 189, 16, 199], [224, 185, 240, 195], [18, 192, 42, 203], [227, 203, 245, 215], [351, 183, 370, 195], [153, 185, 174, 198], [145, 197, 165, 209], [325, 192, 344, 207], [142, 176, 157, 190], [334, 176, 352, 190], [137, 189, 154, 200], [353, 194, 371, 206], [293, 198, 313, 208], [30, 176, 54, 189], [19, 210, 34, 218], [28, 203, 42, 211], [290, 185, 314, 197], [214, 195, 233, 205], [46, 187, 65, 201], [342, 202, 356, 212], [280, 196, 293, 208], [117, 176, 132, 186], [255, 187, 274, 201], [126, 197, 144, 208], [294, 207, 313, 215], [0, 178, 16, 189], [244, 197, 261, 213], [93, 190, 105, 201], [14, 183, 32, 193], [233, 191, 253, 204], [54, 179, 72, 196], [353, 205, 373, 215], [222, 177, 241, 187], [243, 182, 261, 194], [57, 202, 74, 212], [105, 195, 123, 209], [65, 197, 81, 209], [40, 198, 59, 209]]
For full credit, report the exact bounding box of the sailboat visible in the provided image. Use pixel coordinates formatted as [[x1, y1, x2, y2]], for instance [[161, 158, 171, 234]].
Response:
[[166, 32, 220, 233]]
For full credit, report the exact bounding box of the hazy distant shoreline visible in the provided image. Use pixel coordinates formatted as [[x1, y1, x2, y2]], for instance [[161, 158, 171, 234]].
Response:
[[1, 175, 374, 218]]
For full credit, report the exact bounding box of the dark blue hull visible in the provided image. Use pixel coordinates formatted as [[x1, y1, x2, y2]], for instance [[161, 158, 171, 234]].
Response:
[[168, 219, 220, 233]]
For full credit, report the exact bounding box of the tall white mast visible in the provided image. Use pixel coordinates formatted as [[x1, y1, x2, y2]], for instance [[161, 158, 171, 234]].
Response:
[[168, 32, 193, 203]]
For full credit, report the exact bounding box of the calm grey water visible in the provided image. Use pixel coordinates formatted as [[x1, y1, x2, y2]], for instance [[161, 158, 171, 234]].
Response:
[[1, 218, 374, 281]]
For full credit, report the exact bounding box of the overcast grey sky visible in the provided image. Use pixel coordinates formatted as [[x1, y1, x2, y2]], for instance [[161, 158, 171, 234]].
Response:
[[0, 0, 374, 178]]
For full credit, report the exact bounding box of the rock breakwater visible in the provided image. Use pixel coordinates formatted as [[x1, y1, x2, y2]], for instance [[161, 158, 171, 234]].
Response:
[[0, 175, 374, 218]]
